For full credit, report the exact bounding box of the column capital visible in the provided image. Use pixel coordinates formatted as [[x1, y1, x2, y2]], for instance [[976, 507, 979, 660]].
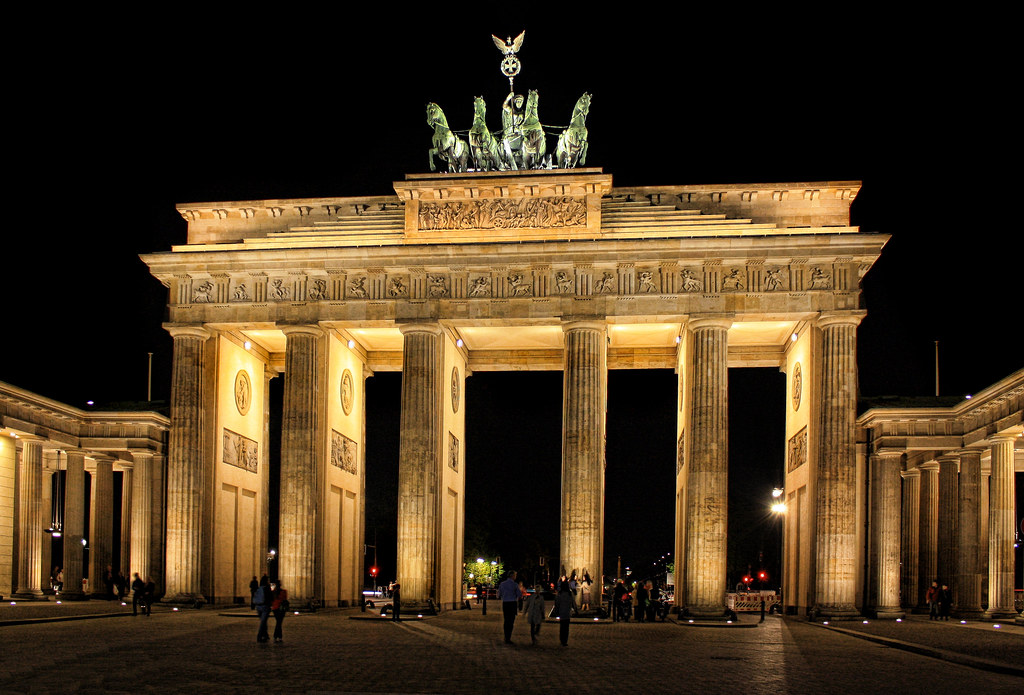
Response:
[[900, 468, 921, 480], [397, 322, 442, 336], [164, 324, 213, 340], [279, 323, 325, 338], [918, 461, 939, 472], [936, 453, 960, 465], [956, 447, 983, 459], [561, 320, 607, 334], [815, 310, 867, 329], [874, 447, 904, 460], [688, 315, 733, 332], [988, 433, 1018, 445]]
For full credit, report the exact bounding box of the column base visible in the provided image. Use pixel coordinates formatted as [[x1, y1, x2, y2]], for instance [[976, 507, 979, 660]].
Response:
[[56, 590, 87, 601], [953, 608, 985, 620], [682, 606, 735, 620], [983, 608, 1018, 621], [871, 607, 905, 620], [12, 589, 45, 600], [162, 592, 206, 607], [811, 605, 860, 621]]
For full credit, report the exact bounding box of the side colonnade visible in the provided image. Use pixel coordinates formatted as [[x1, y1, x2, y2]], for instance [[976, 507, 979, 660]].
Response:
[[860, 368, 1023, 621], [0, 382, 168, 601]]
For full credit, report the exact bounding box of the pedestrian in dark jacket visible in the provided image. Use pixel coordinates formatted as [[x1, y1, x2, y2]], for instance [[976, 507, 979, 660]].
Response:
[[254, 576, 271, 642], [131, 573, 146, 616], [555, 581, 574, 646]]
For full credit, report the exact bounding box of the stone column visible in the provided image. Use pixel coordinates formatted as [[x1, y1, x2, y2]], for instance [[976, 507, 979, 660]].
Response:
[[396, 323, 443, 606], [14, 438, 44, 598], [61, 449, 87, 600], [684, 317, 731, 617], [279, 325, 325, 603], [870, 449, 903, 618], [813, 311, 863, 618], [560, 321, 607, 609], [936, 454, 958, 589], [899, 469, 920, 610], [955, 448, 982, 617], [917, 462, 938, 610], [985, 434, 1016, 619], [130, 452, 153, 581], [150, 454, 167, 595], [120, 468, 132, 575], [164, 325, 211, 602], [260, 371, 274, 575], [88, 456, 114, 598]]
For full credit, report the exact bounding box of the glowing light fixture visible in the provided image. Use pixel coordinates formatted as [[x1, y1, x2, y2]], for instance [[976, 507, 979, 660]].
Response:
[[347, 339, 355, 349], [456, 338, 464, 348], [244, 340, 251, 350], [790, 332, 798, 342]]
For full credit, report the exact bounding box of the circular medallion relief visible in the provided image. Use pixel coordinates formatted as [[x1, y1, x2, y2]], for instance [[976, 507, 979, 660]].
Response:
[[792, 362, 803, 412], [341, 369, 354, 415], [234, 369, 251, 416], [451, 366, 460, 413]]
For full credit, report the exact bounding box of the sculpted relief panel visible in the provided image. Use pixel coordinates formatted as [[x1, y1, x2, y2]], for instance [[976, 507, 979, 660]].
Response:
[[174, 261, 848, 308], [418, 196, 587, 230]]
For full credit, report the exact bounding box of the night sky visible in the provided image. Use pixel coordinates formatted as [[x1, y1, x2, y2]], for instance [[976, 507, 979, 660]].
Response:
[[6, 12, 1017, 589]]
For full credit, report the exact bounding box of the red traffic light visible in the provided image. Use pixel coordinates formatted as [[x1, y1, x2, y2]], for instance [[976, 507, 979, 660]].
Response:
[[369, 566, 379, 577], [758, 571, 767, 580], [743, 575, 752, 584]]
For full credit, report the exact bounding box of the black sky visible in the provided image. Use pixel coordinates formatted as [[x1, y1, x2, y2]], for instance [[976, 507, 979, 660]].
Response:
[[5, 11, 1017, 587]]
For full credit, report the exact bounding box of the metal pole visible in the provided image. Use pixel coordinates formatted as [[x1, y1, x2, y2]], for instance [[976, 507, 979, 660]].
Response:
[[147, 352, 153, 401], [934, 341, 939, 397]]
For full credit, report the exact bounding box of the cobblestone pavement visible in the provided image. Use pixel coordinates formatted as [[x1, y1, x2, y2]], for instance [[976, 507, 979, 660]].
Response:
[[0, 605, 1021, 694]]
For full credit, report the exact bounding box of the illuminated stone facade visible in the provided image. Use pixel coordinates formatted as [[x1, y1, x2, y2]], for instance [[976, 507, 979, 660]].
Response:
[[144, 169, 888, 614], [858, 370, 1023, 620], [0, 383, 167, 600]]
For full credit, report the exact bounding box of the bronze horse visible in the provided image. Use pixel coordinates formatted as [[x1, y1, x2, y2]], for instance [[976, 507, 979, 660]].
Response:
[[427, 102, 469, 173]]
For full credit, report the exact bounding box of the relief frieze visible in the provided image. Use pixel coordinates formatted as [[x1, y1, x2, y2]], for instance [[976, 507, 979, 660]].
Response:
[[330, 430, 358, 474], [787, 426, 807, 473], [680, 269, 703, 292], [223, 428, 259, 473], [418, 196, 587, 231]]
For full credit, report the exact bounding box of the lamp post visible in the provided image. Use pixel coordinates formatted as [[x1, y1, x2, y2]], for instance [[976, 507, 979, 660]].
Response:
[[770, 488, 786, 607]]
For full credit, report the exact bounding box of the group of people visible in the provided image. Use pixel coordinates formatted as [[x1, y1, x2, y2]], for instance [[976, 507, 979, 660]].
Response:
[[925, 580, 953, 620], [498, 570, 575, 646], [250, 575, 290, 643], [611, 579, 668, 622]]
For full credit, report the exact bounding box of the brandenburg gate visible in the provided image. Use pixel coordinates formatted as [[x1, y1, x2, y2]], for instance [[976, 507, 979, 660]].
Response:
[[141, 169, 887, 617]]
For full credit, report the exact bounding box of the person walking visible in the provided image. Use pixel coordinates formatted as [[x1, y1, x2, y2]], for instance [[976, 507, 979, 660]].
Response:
[[612, 581, 626, 622], [391, 582, 401, 621], [131, 573, 146, 616], [498, 570, 522, 644], [270, 580, 289, 642], [254, 576, 271, 642], [938, 584, 953, 621], [634, 581, 648, 622], [926, 580, 940, 620], [142, 576, 155, 615], [249, 576, 259, 609], [555, 580, 574, 646], [524, 584, 547, 645]]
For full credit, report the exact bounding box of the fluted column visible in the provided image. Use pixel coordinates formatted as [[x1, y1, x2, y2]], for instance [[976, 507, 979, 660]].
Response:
[[164, 325, 211, 602], [120, 468, 132, 575], [396, 323, 443, 605], [899, 469, 920, 610], [560, 321, 607, 608], [870, 449, 903, 618], [280, 324, 325, 603], [813, 311, 863, 617], [985, 435, 1016, 619], [917, 462, 938, 610], [61, 449, 87, 600], [150, 454, 167, 594], [15, 438, 45, 598], [88, 456, 114, 597], [260, 371, 274, 575], [936, 454, 958, 588], [955, 448, 982, 617], [684, 317, 731, 617], [917, 464, 937, 610], [130, 452, 153, 582]]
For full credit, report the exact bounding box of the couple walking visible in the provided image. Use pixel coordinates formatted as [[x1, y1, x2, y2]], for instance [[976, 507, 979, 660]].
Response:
[[499, 571, 574, 646]]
